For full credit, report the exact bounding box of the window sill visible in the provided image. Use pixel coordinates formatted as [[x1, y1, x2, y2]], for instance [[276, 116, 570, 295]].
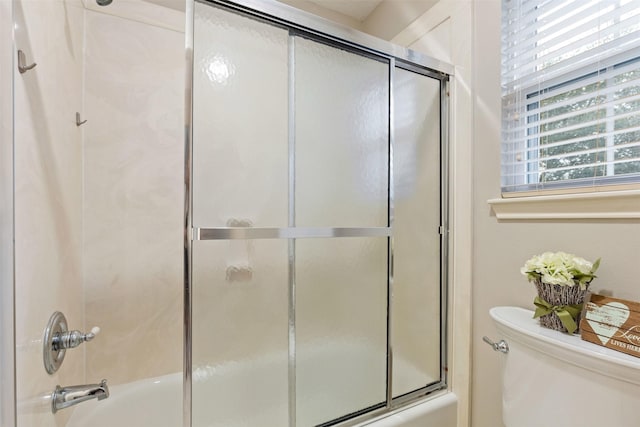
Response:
[[487, 189, 640, 220]]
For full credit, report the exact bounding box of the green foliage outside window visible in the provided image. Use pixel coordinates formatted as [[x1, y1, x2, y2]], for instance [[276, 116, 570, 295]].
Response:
[[530, 66, 640, 183]]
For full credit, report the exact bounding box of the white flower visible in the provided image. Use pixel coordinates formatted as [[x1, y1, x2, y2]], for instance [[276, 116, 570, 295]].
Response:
[[572, 256, 594, 275], [521, 251, 600, 288], [541, 269, 573, 287]]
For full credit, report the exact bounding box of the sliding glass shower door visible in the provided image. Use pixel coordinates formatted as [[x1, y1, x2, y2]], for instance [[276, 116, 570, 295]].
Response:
[[293, 35, 389, 426], [192, 5, 290, 426], [189, 1, 449, 426]]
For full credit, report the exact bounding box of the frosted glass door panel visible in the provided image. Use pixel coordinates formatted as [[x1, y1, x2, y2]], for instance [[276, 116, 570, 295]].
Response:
[[391, 68, 442, 397], [193, 4, 288, 227], [192, 239, 289, 427], [295, 237, 387, 426], [294, 37, 389, 227]]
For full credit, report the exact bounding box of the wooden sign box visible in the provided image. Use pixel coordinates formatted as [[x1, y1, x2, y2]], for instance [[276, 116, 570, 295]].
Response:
[[580, 294, 640, 358]]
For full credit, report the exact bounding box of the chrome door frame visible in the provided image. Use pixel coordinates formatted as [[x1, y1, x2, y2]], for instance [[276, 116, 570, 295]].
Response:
[[184, 1, 453, 426]]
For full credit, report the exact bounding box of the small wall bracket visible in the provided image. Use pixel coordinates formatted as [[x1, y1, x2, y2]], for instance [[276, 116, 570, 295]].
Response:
[[17, 50, 37, 74], [76, 112, 87, 126]]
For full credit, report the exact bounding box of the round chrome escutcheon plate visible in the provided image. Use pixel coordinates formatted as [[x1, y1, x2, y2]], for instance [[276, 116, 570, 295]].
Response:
[[43, 311, 68, 374]]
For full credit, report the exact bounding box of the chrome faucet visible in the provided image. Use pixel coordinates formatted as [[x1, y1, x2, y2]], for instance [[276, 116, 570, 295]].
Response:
[[51, 379, 109, 413]]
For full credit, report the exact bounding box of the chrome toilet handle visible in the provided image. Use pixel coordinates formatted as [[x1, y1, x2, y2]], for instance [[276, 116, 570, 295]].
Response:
[[483, 336, 509, 353]]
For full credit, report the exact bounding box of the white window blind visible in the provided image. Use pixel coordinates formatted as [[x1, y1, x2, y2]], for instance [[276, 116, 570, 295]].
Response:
[[501, 0, 640, 194]]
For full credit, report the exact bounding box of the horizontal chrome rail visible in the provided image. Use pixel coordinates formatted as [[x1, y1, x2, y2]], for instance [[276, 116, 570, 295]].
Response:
[[195, 227, 391, 240], [200, 0, 455, 77]]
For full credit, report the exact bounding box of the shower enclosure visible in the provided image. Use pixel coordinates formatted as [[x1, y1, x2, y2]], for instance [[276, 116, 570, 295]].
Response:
[[187, 1, 451, 426], [1, 0, 452, 425]]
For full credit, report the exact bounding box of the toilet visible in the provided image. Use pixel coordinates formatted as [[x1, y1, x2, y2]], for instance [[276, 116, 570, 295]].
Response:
[[489, 306, 640, 427]]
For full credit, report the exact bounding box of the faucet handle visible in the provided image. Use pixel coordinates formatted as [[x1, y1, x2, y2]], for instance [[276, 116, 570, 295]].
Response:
[[85, 327, 101, 342], [44, 312, 102, 374], [55, 326, 100, 350]]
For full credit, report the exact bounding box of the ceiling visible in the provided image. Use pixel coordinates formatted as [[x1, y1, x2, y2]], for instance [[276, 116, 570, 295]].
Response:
[[305, 0, 383, 22]]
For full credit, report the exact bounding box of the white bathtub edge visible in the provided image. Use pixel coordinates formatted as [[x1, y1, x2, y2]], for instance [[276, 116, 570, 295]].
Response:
[[358, 392, 458, 427], [68, 372, 457, 427]]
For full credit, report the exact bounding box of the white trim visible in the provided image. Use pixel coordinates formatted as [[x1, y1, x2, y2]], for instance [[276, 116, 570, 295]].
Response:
[[488, 189, 640, 219]]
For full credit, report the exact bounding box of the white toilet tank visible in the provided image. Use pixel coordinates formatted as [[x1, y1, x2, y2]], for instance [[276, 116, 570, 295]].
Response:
[[490, 306, 640, 427]]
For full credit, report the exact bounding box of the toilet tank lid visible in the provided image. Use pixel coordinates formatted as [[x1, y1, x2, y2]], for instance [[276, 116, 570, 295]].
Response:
[[490, 306, 640, 386]]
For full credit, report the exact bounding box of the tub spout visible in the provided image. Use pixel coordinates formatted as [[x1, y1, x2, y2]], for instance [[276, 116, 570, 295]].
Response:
[[51, 379, 109, 413]]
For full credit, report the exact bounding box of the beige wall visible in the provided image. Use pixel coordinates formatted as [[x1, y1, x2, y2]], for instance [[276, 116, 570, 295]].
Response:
[[277, 0, 364, 29], [471, 1, 640, 426], [362, 0, 439, 40], [13, 0, 86, 425]]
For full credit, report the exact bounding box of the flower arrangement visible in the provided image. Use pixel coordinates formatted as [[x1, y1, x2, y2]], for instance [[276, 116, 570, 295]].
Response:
[[521, 251, 600, 289], [521, 251, 600, 334]]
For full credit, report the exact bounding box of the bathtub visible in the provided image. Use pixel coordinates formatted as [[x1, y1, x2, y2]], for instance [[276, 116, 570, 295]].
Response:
[[67, 351, 457, 427]]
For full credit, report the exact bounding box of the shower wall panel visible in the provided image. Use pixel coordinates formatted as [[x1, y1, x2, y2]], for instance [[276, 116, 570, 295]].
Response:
[[83, 8, 184, 385], [13, 0, 85, 425]]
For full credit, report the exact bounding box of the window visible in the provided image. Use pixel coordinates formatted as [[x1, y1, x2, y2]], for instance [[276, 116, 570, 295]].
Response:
[[501, 0, 640, 195]]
